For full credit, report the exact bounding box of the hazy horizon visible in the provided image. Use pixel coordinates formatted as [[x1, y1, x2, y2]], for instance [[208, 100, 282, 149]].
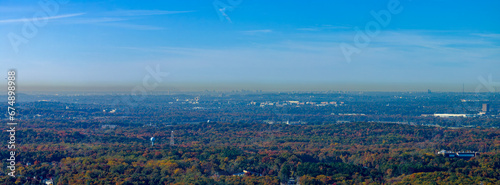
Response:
[[2, 81, 496, 93]]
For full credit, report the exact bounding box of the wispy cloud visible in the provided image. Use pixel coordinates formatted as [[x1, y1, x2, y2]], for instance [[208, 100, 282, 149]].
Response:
[[472, 33, 500, 39], [99, 22, 164, 30], [103, 10, 194, 16], [241, 29, 273, 35], [321, 25, 351, 30], [371, 31, 497, 49], [118, 46, 211, 56], [297, 25, 350, 31], [50, 9, 193, 30], [52, 17, 163, 30], [63, 17, 128, 24], [0, 13, 85, 24], [297, 28, 319, 31]]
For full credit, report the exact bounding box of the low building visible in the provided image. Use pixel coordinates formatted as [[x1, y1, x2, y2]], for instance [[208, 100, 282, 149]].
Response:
[[43, 179, 53, 185], [433, 114, 475, 118], [281, 176, 300, 185]]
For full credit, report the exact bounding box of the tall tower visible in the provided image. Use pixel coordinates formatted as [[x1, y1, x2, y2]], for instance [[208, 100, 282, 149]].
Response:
[[170, 131, 174, 146], [482, 103, 489, 112]]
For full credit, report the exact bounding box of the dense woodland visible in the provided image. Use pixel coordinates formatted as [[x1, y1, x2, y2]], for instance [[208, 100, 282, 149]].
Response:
[[1, 121, 499, 184]]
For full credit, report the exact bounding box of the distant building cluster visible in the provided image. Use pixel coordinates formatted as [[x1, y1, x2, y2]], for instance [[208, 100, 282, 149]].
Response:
[[232, 170, 262, 177], [174, 97, 200, 104], [103, 109, 116, 113], [425, 114, 476, 118], [264, 120, 307, 125], [254, 100, 343, 107], [101, 124, 117, 129], [438, 150, 480, 158], [422, 103, 493, 118]]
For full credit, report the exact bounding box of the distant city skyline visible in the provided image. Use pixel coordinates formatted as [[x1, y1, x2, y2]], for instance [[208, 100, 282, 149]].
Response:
[[1, 0, 499, 92]]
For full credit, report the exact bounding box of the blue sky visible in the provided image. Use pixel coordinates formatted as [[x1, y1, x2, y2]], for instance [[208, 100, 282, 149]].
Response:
[[1, 0, 499, 91]]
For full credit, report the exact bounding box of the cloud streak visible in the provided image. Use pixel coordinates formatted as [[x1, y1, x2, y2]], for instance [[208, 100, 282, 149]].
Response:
[[297, 25, 351, 31], [99, 22, 164, 30], [50, 9, 193, 30], [103, 10, 194, 16], [241, 29, 273, 35], [0, 13, 85, 24], [472, 33, 500, 39]]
